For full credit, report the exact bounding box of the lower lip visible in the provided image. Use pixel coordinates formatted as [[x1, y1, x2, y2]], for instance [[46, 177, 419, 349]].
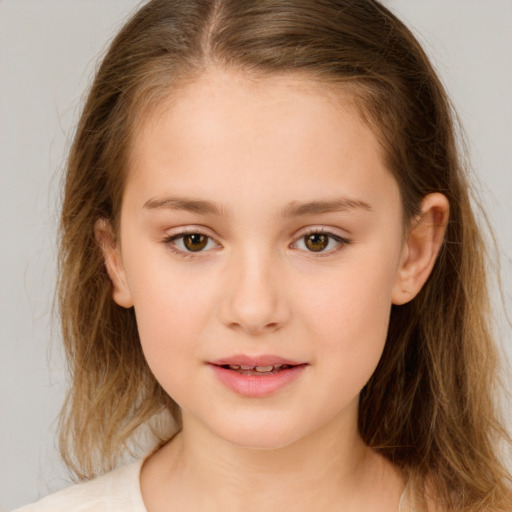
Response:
[[209, 364, 307, 398]]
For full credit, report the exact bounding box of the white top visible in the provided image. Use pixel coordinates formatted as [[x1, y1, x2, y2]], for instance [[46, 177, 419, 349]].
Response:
[[15, 459, 419, 512], [14, 459, 147, 512]]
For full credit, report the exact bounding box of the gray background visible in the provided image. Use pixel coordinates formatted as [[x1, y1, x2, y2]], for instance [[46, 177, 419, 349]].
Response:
[[1, 0, 511, 510]]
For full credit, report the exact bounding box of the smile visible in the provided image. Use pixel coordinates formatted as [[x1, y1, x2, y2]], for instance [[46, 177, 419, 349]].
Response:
[[221, 364, 295, 374], [208, 358, 307, 397]]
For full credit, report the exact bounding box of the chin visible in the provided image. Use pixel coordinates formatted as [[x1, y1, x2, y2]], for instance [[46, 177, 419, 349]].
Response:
[[208, 414, 305, 451]]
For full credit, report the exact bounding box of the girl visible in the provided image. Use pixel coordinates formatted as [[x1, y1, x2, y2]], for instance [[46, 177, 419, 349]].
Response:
[[15, 0, 511, 510]]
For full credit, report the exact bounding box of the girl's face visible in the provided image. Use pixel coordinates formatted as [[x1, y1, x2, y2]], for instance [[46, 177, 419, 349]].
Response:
[[108, 69, 407, 449]]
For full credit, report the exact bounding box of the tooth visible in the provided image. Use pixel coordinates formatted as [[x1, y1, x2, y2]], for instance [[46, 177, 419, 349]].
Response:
[[240, 365, 253, 370], [228, 365, 241, 370], [255, 365, 274, 372]]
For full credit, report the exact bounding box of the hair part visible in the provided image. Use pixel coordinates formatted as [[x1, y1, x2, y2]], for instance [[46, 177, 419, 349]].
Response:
[[58, 1, 511, 509]]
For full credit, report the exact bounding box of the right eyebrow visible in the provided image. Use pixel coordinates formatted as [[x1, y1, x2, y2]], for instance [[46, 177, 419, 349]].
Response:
[[143, 196, 229, 217]]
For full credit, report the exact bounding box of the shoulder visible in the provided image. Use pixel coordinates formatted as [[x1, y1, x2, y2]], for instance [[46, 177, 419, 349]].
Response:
[[13, 460, 147, 512]]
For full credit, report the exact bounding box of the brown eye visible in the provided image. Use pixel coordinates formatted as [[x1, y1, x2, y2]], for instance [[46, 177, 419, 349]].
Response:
[[304, 233, 329, 252], [183, 233, 208, 251]]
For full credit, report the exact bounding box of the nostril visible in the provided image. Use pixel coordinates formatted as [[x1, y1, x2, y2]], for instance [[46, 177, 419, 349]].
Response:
[[227, 321, 280, 334]]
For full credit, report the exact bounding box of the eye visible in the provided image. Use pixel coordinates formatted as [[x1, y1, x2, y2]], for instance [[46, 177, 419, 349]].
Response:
[[164, 231, 219, 254], [181, 233, 209, 251], [292, 229, 350, 255]]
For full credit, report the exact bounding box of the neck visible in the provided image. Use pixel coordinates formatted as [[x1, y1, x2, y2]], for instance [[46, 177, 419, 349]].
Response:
[[141, 405, 403, 512]]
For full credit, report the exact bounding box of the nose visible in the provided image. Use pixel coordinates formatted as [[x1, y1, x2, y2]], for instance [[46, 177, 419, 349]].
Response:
[[219, 249, 290, 335]]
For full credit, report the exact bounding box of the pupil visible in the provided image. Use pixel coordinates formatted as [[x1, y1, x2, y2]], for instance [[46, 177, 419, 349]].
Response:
[[184, 234, 207, 251], [305, 233, 328, 252]]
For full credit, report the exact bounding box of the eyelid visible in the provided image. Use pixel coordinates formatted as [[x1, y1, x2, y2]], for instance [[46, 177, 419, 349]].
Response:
[[164, 225, 217, 237], [291, 226, 351, 257], [162, 226, 221, 258], [161, 225, 351, 259]]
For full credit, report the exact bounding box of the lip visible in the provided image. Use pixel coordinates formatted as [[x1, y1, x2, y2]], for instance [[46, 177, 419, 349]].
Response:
[[208, 355, 308, 398], [210, 354, 305, 367]]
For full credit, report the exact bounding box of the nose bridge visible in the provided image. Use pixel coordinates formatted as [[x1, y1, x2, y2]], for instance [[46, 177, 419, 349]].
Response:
[[220, 244, 288, 334]]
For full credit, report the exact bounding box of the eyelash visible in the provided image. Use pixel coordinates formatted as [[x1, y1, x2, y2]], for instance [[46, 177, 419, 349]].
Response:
[[162, 228, 351, 259], [162, 228, 219, 260], [292, 228, 351, 258]]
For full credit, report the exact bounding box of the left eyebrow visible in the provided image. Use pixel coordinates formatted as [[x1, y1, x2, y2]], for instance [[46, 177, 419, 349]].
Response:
[[279, 197, 373, 218]]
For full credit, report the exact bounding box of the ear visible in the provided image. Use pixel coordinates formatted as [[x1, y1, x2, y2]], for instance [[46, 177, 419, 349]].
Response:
[[392, 193, 449, 305], [94, 218, 134, 308]]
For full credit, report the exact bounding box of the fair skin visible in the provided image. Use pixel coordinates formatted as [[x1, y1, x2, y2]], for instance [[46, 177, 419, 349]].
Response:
[[98, 68, 449, 512]]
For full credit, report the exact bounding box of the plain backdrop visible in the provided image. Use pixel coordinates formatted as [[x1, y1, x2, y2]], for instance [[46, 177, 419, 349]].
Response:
[[1, 0, 511, 509]]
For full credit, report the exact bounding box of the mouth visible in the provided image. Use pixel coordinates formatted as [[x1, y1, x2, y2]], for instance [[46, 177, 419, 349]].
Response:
[[208, 356, 308, 397], [216, 363, 303, 375]]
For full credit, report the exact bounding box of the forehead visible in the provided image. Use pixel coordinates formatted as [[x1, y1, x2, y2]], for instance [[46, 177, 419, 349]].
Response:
[[130, 68, 377, 158], [125, 68, 397, 212]]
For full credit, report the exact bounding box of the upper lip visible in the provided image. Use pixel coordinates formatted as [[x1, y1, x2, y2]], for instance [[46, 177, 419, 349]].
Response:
[[209, 354, 305, 367]]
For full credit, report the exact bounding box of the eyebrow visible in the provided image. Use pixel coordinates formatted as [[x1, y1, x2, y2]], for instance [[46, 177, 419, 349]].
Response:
[[143, 196, 227, 216], [280, 197, 373, 217], [143, 195, 373, 217]]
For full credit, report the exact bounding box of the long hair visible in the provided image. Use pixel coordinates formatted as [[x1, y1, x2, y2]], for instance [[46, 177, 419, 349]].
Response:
[[58, 1, 511, 509]]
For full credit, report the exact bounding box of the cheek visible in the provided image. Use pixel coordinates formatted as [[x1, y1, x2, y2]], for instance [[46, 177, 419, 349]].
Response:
[[302, 254, 398, 384], [130, 280, 214, 406], [121, 249, 217, 386]]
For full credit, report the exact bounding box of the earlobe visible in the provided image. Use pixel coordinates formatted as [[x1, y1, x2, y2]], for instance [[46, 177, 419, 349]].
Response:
[[94, 218, 134, 308], [392, 193, 449, 305]]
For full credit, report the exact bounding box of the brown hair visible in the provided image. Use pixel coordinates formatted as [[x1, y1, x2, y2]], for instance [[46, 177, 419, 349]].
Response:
[[58, 0, 511, 509]]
